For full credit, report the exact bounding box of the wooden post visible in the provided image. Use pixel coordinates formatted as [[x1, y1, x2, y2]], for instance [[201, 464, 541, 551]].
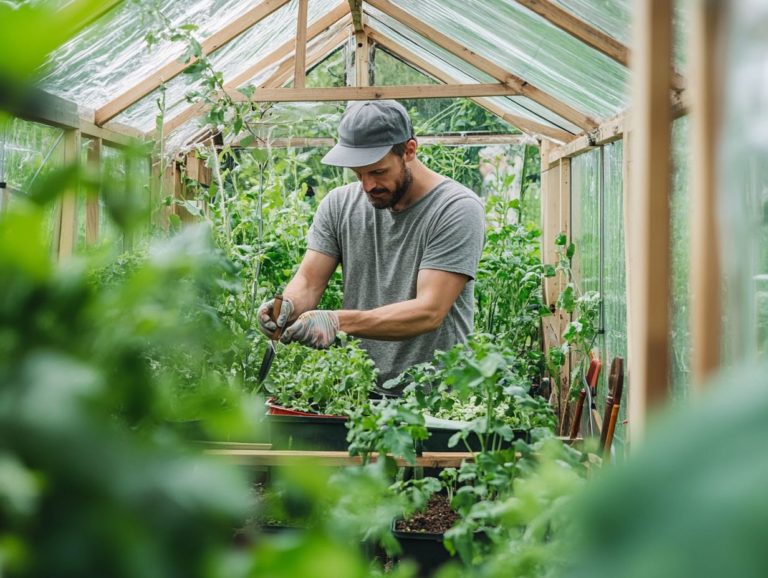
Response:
[[541, 141, 573, 429], [294, 0, 309, 89], [628, 0, 674, 445], [355, 30, 369, 87], [56, 129, 81, 259], [85, 138, 102, 246], [690, 0, 723, 387], [622, 128, 634, 402]]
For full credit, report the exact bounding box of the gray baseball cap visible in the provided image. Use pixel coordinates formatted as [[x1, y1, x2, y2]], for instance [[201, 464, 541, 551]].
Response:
[[321, 100, 413, 168]]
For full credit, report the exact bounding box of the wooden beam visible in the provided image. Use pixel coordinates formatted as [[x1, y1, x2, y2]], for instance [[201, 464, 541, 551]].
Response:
[[260, 27, 350, 89], [228, 83, 524, 102], [348, 0, 363, 33], [11, 88, 80, 130], [355, 30, 369, 87], [57, 130, 81, 259], [628, 0, 673, 445], [161, 5, 351, 135], [366, 0, 598, 131], [85, 138, 102, 246], [546, 92, 689, 165], [514, 0, 628, 65], [78, 119, 141, 148], [690, 0, 723, 387], [365, 26, 574, 143], [294, 0, 309, 89], [95, 0, 292, 125], [204, 448, 474, 468], [233, 133, 535, 147]]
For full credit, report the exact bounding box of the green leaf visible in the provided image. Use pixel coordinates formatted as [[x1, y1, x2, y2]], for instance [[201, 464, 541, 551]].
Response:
[[566, 242, 576, 259], [555, 233, 567, 246]]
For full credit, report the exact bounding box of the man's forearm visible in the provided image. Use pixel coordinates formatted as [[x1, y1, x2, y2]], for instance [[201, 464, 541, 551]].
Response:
[[283, 271, 328, 321], [335, 299, 444, 341]]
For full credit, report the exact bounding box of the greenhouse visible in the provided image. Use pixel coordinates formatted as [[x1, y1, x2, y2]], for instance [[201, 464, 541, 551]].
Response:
[[1, 0, 767, 576]]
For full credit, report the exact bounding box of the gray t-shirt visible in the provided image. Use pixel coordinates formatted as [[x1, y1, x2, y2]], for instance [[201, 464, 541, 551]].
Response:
[[307, 179, 485, 389]]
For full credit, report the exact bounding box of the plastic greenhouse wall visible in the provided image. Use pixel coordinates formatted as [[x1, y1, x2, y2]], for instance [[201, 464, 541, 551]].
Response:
[[602, 139, 628, 453], [718, 0, 768, 365], [0, 117, 64, 243], [670, 116, 691, 401], [570, 127, 692, 453]]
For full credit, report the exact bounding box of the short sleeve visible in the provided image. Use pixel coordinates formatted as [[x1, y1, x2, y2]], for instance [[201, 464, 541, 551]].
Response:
[[420, 196, 485, 280], [307, 191, 341, 259]]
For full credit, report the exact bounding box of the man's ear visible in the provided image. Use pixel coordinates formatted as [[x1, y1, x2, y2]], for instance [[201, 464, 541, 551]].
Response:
[[404, 138, 418, 161]]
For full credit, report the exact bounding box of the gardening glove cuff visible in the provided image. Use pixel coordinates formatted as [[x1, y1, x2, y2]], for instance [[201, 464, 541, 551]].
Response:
[[257, 297, 294, 338], [280, 310, 339, 349]]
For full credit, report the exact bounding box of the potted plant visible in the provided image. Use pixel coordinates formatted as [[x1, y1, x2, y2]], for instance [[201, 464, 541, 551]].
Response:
[[261, 336, 377, 450]]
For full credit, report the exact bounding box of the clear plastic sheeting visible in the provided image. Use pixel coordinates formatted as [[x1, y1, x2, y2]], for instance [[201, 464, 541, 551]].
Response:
[[367, 12, 581, 134], [39, 0, 266, 110], [718, 0, 768, 363], [551, 0, 631, 45], [570, 141, 628, 455], [0, 117, 63, 194], [382, 0, 628, 120], [670, 116, 691, 399], [602, 139, 627, 454], [552, 0, 688, 72], [571, 149, 601, 296], [119, 5, 346, 137]]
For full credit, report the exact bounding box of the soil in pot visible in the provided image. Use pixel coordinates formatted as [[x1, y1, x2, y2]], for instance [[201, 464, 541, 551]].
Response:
[[395, 494, 459, 534], [392, 494, 459, 577]]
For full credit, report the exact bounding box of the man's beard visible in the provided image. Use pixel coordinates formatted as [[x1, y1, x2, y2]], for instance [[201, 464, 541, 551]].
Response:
[[366, 164, 412, 210]]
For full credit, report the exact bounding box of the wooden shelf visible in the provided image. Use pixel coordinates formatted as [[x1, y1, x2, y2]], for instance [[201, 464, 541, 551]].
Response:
[[204, 447, 474, 468]]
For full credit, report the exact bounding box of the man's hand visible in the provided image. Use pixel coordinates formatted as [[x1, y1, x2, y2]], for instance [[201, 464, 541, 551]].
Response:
[[257, 297, 295, 338], [281, 310, 339, 349]]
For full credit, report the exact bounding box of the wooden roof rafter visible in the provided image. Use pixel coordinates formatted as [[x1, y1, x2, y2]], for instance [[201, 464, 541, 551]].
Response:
[[171, 25, 352, 147], [96, 0, 292, 126], [260, 25, 351, 89], [294, 0, 309, 89], [364, 0, 598, 132], [225, 83, 527, 103], [348, 0, 364, 33], [364, 25, 574, 143], [160, 4, 351, 136]]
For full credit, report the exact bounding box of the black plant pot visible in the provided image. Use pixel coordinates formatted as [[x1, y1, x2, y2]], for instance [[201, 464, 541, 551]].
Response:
[[421, 425, 529, 453], [392, 522, 451, 577], [267, 414, 349, 451]]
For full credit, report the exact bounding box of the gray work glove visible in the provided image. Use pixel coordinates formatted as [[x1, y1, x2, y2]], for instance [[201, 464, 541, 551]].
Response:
[[280, 310, 339, 349], [257, 297, 295, 339]]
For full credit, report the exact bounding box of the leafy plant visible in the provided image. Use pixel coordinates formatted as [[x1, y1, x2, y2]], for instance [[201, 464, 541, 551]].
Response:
[[474, 203, 554, 382], [346, 397, 429, 467], [443, 434, 589, 569], [265, 335, 378, 415], [398, 336, 557, 454], [546, 234, 601, 402]]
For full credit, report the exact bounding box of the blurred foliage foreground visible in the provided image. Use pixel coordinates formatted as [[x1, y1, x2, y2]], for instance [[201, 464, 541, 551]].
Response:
[[4, 183, 768, 578], [4, 2, 768, 577]]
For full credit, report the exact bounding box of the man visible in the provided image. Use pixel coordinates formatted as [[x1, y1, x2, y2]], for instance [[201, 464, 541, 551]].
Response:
[[258, 100, 485, 392]]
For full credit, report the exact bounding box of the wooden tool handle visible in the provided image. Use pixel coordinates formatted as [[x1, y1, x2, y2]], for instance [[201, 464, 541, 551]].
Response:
[[603, 404, 620, 458], [569, 389, 587, 440], [271, 294, 284, 340]]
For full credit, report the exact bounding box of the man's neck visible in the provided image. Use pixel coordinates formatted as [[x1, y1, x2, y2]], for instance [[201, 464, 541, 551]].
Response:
[[392, 161, 445, 212]]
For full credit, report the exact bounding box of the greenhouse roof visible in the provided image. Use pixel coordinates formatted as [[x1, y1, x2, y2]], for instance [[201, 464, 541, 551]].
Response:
[[29, 0, 686, 150]]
